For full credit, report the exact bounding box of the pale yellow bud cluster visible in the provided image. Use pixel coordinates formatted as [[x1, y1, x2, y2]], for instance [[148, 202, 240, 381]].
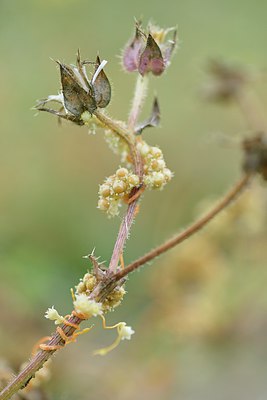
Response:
[[102, 286, 126, 311], [98, 167, 140, 217], [76, 272, 97, 294], [105, 129, 129, 163], [137, 140, 173, 190], [76, 271, 126, 312], [73, 293, 103, 318]]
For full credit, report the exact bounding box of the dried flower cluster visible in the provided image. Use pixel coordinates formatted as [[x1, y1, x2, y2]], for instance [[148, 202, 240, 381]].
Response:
[[122, 21, 177, 76], [36, 52, 111, 125]]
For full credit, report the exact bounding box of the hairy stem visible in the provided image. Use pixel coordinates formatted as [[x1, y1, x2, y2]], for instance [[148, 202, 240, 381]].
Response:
[[115, 173, 252, 280], [128, 75, 148, 130], [108, 75, 148, 273]]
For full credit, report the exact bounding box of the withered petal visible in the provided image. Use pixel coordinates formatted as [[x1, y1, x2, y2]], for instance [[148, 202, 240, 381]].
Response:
[[135, 97, 160, 134], [91, 56, 111, 108], [122, 25, 144, 72], [138, 34, 165, 76]]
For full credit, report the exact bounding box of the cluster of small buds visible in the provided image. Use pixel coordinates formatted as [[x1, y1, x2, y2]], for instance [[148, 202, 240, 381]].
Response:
[[76, 272, 97, 294], [98, 167, 140, 217], [102, 286, 126, 312], [137, 140, 173, 190], [76, 271, 126, 311]]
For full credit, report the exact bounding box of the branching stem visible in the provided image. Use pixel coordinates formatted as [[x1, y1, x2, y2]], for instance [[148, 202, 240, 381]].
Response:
[[114, 173, 252, 281]]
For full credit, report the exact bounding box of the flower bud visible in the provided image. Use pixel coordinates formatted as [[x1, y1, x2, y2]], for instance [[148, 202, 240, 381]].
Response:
[[150, 146, 162, 158], [128, 174, 140, 186], [152, 172, 165, 187], [113, 180, 127, 194], [98, 198, 110, 211], [116, 167, 129, 178], [99, 184, 111, 197], [163, 168, 173, 182]]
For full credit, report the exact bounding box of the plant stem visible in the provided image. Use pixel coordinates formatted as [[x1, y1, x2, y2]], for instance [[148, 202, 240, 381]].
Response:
[[0, 277, 120, 400], [108, 75, 148, 273], [114, 173, 252, 281], [93, 109, 134, 146], [128, 75, 148, 130]]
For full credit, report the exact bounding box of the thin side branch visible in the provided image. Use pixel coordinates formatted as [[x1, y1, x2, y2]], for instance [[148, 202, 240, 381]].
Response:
[[115, 173, 252, 280]]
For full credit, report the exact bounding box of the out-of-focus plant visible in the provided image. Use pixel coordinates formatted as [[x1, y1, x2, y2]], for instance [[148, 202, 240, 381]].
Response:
[[1, 22, 266, 400]]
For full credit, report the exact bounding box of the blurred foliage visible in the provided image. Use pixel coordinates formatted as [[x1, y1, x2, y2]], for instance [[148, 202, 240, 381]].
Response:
[[1, 0, 267, 399]]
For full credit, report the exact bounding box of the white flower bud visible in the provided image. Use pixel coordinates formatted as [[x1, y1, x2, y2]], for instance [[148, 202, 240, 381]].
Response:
[[45, 306, 65, 325], [119, 323, 135, 340], [163, 168, 173, 182], [151, 159, 166, 171], [152, 172, 165, 187], [98, 198, 110, 211], [138, 142, 150, 157], [80, 111, 91, 124], [116, 167, 129, 178], [150, 146, 162, 158]]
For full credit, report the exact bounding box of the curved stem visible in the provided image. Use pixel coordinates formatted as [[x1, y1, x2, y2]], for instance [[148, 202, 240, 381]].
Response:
[[115, 173, 252, 281], [93, 109, 133, 146]]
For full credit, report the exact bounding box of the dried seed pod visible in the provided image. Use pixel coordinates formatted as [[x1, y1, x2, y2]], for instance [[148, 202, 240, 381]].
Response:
[[92, 56, 111, 108], [138, 34, 164, 76], [58, 62, 97, 116]]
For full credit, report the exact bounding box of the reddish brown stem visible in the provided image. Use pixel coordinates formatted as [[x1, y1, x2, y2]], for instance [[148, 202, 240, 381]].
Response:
[[115, 173, 252, 281]]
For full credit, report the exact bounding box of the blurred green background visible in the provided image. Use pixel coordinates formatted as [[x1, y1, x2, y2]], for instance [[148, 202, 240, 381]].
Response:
[[1, 0, 267, 399]]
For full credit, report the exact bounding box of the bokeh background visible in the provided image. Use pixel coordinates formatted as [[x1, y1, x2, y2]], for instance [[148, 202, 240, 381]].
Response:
[[1, 0, 267, 399]]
